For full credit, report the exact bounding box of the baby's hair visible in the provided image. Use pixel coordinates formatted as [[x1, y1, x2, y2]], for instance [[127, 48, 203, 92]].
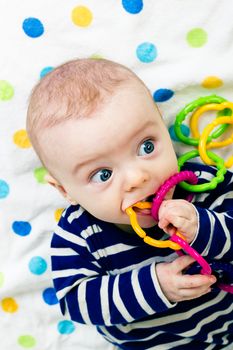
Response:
[[26, 58, 148, 161]]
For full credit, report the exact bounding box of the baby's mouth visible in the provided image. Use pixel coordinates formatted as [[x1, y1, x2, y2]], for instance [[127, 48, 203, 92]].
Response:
[[131, 196, 154, 215]]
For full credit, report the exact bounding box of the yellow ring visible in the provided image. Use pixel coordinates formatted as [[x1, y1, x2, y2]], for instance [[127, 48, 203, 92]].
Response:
[[190, 101, 233, 139], [199, 116, 233, 167], [126, 204, 182, 250]]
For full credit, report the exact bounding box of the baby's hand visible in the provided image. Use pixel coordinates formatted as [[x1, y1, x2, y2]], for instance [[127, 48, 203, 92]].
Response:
[[156, 255, 216, 302], [158, 199, 198, 243]]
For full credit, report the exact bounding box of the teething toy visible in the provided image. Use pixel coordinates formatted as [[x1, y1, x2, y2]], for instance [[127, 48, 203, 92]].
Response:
[[174, 95, 227, 146], [199, 116, 233, 168], [126, 95, 233, 293]]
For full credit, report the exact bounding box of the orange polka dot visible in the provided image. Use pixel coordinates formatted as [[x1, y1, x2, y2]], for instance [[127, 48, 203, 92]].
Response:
[[13, 129, 31, 148], [54, 208, 64, 222], [1, 297, 18, 313], [201, 76, 223, 89]]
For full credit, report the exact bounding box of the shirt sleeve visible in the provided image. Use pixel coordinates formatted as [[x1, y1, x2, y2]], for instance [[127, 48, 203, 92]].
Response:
[[190, 169, 233, 261], [51, 221, 175, 326]]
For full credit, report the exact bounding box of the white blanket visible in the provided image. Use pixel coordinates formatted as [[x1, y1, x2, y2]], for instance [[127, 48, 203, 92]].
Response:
[[1, 1, 233, 349]]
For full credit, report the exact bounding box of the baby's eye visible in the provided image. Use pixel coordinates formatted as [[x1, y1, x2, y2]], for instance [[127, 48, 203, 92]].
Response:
[[138, 139, 155, 156], [91, 169, 112, 183]]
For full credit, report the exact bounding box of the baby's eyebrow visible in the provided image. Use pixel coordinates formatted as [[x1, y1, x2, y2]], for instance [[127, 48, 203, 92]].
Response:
[[72, 156, 99, 174]]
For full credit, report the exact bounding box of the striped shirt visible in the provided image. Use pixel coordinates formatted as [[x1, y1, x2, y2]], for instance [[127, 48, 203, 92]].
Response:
[[51, 163, 233, 349]]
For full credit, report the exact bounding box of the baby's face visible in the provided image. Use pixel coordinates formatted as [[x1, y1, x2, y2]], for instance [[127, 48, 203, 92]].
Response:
[[43, 82, 178, 229]]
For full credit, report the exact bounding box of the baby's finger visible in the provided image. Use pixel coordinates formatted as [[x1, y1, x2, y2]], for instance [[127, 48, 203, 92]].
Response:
[[180, 273, 216, 289], [177, 286, 212, 301]]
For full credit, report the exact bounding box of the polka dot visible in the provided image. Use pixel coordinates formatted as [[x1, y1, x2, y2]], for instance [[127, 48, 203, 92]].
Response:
[[201, 76, 223, 89], [153, 89, 174, 102], [136, 42, 157, 63], [0, 179, 10, 199], [0, 80, 14, 101], [29, 256, 47, 275], [0, 272, 4, 288], [12, 221, 31, 237], [122, 0, 143, 14], [71, 6, 93, 27], [1, 297, 18, 313], [57, 320, 75, 334], [90, 54, 103, 60], [169, 124, 190, 142], [54, 208, 64, 222], [186, 28, 208, 48], [18, 335, 36, 348], [40, 66, 54, 78], [42, 287, 58, 305], [34, 167, 48, 184], [22, 18, 44, 38], [13, 129, 31, 148]]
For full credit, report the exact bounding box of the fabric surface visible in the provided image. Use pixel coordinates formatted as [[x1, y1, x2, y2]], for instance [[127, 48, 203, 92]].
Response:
[[0, 1, 233, 349]]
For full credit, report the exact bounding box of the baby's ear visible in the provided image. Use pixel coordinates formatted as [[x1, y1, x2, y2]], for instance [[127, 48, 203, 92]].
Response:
[[45, 174, 78, 205]]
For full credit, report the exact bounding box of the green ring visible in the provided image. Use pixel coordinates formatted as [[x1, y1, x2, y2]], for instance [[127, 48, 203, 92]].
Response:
[[178, 150, 226, 192], [174, 95, 229, 146]]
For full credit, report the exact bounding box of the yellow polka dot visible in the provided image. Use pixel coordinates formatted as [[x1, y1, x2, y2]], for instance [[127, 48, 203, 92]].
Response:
[[13, 129, 31, 148], [71, 6, 93, 27], [1, 297, 18, 313], [54, 208, 64, 222], [201, 76, 223, 89]]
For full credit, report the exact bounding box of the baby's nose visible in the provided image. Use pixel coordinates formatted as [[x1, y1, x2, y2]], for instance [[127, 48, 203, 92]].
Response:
[[124, 168, 150, 192]]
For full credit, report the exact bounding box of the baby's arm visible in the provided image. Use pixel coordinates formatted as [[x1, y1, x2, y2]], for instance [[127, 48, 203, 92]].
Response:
[[155, 255, 216, 302]]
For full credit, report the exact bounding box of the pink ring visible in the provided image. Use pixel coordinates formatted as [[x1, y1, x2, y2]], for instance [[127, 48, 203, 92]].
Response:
[[170, 234, 212, 275], [151, 171, 198, 221]]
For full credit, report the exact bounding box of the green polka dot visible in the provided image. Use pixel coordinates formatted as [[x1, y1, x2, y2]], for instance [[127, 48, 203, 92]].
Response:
[[0, 80, 14, 101], [18, 335, 36, 348], [34, 167, 48, 184], [186, 28, 208, 47], [0, 272, 4, 287]]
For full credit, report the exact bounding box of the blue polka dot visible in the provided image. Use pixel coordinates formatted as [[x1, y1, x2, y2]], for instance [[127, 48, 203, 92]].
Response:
[[57, 320, 75, 334], [42, 287, 58, 305], [22, 17, 44, 38], [40, 66, 54, 78], [12, 221, 31, 236], [29, 256, 47, 275], [42, 288, 58, 305], [169, 124, 190, 142], [153, 89, 174, 102], [122, 0, 143, 14], [0, 179, 10, 199], [136, 42, 157, 63]]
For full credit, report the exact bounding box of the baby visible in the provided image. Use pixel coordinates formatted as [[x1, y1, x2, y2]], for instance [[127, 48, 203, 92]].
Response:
[[27, 58, 233, 349]]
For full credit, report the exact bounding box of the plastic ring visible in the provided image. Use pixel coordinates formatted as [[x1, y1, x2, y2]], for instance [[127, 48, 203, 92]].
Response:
[[171, 233, 212, 275], [199, 116, 233, 167], [174, 95, 226, 146], [126, 205, 182, 250], [178, 149, 227, 192], [190, 102, 233, 139]]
